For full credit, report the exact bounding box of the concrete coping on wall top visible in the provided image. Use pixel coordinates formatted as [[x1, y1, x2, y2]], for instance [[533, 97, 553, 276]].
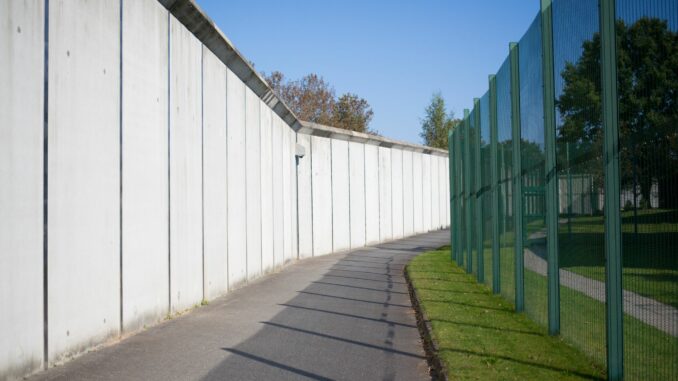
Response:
[[158, 0, 448, 158], [298, 121, 449, 157], [158, 0, 304, 132]]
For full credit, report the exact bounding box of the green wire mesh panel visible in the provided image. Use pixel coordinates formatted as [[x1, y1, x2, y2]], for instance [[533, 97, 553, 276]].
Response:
[[553, 0, 607, 371], [518, 14, 548, 327], [469, 108, 478, 276], [496, 58, 515, 304], [615, 1, 678, 379], [459, 124, 467, 269], [480, 92, 493, 289]]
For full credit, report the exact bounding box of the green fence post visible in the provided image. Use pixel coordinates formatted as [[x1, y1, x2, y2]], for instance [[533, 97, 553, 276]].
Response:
[[463, 109, 473, 274], [474, 99, 484, 284], [540, 0, 560, 336], [489, 75, 500, 294], [509, 42, 525, 313], [600, 0, 623, 378], [447, 129, 456, 261]]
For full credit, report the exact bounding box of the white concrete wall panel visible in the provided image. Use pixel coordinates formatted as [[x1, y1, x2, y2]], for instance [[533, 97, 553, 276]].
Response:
[[272, 116, 284, 267], [121, 0, 169, 331], [391, 149, 404, 239], [422, 154, 432, 232], [296, 134, 313, 258], [245, 88, 262, 279], [412, 152, 423, 233], [47, 0, 121, 361], [311, 136, 333, 256], [349, 142, 366, 249], [290, 130, 298, 260], [260, 104, 274, 271], [0, 1, 44, 377], [169, 17, 203, 312], [331, 139, 350, 251], [364, 144, 380, 245], [282, 127, 292, 263], [227, 69, 247, 287], [202, 47, 228, 300], [378, 147, 392, 241], [431, 155, 440, 229], [402, 150, 414, 237]]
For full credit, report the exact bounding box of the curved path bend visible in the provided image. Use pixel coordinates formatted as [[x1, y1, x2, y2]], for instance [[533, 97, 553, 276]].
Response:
[[31, 230, 450, 381]]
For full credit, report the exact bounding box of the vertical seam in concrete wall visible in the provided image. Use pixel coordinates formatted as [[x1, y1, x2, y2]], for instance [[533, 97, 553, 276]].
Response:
[[412, 152, 415, 232], [363, 144, 367, 246], [377, 147, 381, 241], [347, 142, 351, 247], [224, 68, 229, 291], [309, 137, 314, 257], [420, 156, 423, 231], [200, 45, 205, 301], [243, 86, 248, 282], [166, 11, 172, 313], [402, 151, 405, 235], [42, 0, 50, 368], [390, 148, 393, 240], [294, 133, 300, 259], [118, 0, 124, 334], [269, 111, 273, 267], [259, 102, 264, 271], [330, 139, 334, 252]]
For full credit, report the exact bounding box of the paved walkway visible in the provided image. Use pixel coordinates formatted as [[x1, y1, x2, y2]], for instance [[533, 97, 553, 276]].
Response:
[[31, 230, 450, 381]]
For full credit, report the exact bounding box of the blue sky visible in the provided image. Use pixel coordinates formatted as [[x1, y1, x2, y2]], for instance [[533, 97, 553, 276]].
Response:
[[196, 0, 539, 144]]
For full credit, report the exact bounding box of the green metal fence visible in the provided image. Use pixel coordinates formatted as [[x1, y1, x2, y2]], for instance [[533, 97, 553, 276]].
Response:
[[448, 0, 677, 379]]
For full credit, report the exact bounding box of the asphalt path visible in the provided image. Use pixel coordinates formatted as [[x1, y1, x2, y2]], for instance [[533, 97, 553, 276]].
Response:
[[30, 230, 450, 381]]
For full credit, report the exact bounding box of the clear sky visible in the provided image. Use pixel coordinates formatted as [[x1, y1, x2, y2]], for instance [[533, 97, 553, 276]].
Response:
[[195, 0, 539, 145]]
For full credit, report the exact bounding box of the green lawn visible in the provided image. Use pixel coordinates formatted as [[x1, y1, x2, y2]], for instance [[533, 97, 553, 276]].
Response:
[[452, 242, 677, 381], [407, 248, 605, 381]]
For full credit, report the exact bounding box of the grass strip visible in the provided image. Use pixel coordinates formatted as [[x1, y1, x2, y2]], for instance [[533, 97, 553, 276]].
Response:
[[406, 247, 605, 381]]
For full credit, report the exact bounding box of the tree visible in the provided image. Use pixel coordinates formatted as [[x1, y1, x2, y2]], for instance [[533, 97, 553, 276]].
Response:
[[557, 17, 678, 207], [332, 93, 375, 134], [263, 71, 376, 134], [420, 93, 460, 149], [264, 71, 335, 125]]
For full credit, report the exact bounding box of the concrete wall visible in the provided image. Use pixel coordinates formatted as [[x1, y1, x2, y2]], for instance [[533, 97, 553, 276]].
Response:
[[121, 0, 169, 330], [413, 152, 424, 233], [227, 68, 247, 288], [349, 141, 366, 249], [245, 88, 262, 279], [202, 46, 228, 300], [296, 134, 313, 258], [0, 1, 449, 379], [422, 154, 432, 233], [272, 116, 286, 265], [296, 123, 449, 259], [403, 150, 414, 237], [378, 147, 393, 241], [364, 144, 380, 245], [0, 1, 44, 378], [260, 103, 274, 271], [47, 0, 121, 363], [311, 136, 333, 256], [331, 139, 351, 252], [391, 149, 404, 239], [169, 16, 203, 313]]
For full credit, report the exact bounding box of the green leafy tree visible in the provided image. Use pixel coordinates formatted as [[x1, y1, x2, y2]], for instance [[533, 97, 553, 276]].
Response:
[[557, 18, 678, 207], [331, 93, 376, 134], [420, 93, 460, 149], [263, 71, 376, 134]]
